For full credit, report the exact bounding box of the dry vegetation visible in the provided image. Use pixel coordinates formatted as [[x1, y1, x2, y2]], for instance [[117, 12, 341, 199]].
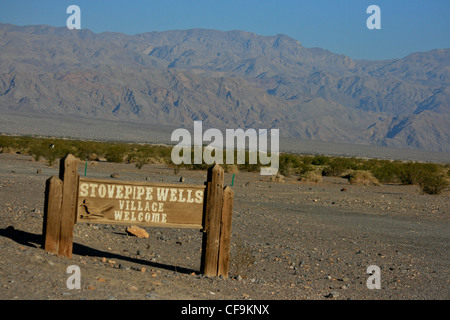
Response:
[[1, 135, 449, 195]]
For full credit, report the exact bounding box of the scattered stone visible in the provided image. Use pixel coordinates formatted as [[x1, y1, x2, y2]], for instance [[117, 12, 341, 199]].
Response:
[[110, 173, 120, 178], [36, 169, 41, 174], [325, 291, 339, 298], [126, 226, 149, 238], [146, 292, 158, 299], [341, 188, 347, 192]]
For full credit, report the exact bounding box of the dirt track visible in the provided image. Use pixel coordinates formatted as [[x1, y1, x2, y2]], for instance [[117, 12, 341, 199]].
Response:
[[0, 153, 449, 300]]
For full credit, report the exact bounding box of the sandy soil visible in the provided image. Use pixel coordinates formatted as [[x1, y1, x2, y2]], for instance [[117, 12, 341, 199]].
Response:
[[0, 153, 449, 301]]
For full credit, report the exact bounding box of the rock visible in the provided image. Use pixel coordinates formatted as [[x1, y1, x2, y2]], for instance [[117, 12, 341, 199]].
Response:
[[146, 292, 158, 299], [36, 169, 41, 174], [325, 291, 339, 298], [341, 188, 347, 192], [110, 173, 120, 178], [126, 226, 149, 238], [179, 177, 185, 182]]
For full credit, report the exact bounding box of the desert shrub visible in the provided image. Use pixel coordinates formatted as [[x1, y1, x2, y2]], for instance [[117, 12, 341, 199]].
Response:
[[270, 173, 285, 182], [45, 149, 57, 166], [73, 140, 101, 161], [322, 157, 358, 177], [398, 163, 436, 185], [418, 173, 448, 195], [224, 164, 239, 174], [278, 154, 301, 176], [394, 162, 448, 194], [299, 170, 323, 183], [345, 170, 380, 186], [105, 144, 128, 163], [294, 161, 312, 175], [369, 160, 404, 183], [311, 155, 330, 166]]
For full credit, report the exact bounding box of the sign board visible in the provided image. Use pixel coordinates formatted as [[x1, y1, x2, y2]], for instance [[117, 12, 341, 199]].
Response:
[[42, 154, 233, 277], [77, 178, 205, 229]]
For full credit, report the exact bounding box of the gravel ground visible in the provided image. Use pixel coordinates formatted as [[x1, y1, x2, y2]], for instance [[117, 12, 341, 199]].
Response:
[[0, 153, 449, 303]]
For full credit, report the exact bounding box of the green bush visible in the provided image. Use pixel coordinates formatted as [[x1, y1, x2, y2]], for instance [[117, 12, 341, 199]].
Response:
[[322, 157, 357, 177], [418, 173, 448, 195], [278, 154, 302, 176], [311, 155, 329, 166], [369, 160, 404, 183], [105, 144, 128, 163]]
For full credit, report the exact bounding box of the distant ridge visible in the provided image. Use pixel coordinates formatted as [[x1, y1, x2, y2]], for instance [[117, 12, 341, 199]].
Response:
[[0, 23, 449, 152]]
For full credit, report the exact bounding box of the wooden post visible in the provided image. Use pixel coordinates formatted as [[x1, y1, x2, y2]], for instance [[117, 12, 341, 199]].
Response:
[[218, 186, 234, 278], [43, 176, 63, 254], [58, 154, 79, 258], [201, 164, 224, 276]]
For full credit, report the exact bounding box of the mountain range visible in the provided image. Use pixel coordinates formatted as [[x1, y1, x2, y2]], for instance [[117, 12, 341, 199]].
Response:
[[0, 23, 449, 152]]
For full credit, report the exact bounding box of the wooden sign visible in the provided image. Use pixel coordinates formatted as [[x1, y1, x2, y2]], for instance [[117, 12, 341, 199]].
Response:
[[42, 154, 234, 277], [77, 178, 205, 229]]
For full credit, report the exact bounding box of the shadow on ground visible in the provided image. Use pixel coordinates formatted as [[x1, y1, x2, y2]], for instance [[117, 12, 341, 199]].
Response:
[[0, 226, 197, 275]]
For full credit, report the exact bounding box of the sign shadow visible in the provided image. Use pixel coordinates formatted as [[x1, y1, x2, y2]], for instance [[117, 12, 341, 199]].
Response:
[[0, 226, 198, 275]]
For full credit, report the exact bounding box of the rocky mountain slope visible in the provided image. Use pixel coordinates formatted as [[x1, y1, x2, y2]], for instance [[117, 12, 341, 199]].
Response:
[[0, 23, 449, 152]]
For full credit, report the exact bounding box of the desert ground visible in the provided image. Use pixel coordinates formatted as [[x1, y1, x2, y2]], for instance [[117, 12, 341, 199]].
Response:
[[0, 152, 448, 302]]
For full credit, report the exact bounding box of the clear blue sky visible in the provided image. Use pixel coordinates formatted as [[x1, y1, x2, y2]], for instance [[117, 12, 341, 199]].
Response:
[[1, 0, 449, 60]]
